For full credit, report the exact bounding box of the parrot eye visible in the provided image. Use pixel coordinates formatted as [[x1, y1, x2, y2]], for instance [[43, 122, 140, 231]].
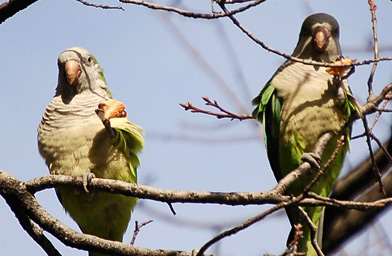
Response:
[[87, 56, 92, 63]]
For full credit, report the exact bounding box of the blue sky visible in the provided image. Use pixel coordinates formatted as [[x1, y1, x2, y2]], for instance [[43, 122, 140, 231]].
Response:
[[1, 0, 392, 255]]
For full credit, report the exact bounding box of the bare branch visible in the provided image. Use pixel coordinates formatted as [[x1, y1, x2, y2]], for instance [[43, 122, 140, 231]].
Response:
[[75, 0, 124, 10], [0, 0, 39, 24], [180, 96, 254, 121], [7, 201, 61, 256], [130, 220, 153, 245], [285, 224, 305, 256], [197, 201, 288, 256], [360, 83, 392, 117], [0, 169, 216, 256], [20, 171, 391, 211], [296, 207, 324, 256], [119, 0, 267, 19], [370, 96, 391, 129], [362, 117, 386, 195], [367, 0, 379, 96], [217, 3, 392, 68], [25, 172, 286, 205]]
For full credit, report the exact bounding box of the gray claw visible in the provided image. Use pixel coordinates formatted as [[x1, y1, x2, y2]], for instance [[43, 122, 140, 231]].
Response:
[[301, 152, 321, 169], [82, 172, 96, 193]]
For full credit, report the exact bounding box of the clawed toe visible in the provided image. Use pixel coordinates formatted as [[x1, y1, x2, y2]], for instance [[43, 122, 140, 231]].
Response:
[[301, 152, 321, 169], [82, 172, 96, 193]]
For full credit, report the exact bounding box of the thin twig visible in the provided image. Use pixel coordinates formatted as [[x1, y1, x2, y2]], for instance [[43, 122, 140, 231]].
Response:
[[180, 97, 254, 121], [368, 132, 392, 172], [367, 0, 379, 97], [375, 107, 392, 112], [120, 0, 267, 19], [285, 224, 305, 256], [362, 117, 386, 195], [167, 202, 177, 215], [196, 201, 291, 256], [75, 0, 124, 10], [296, 207, 324, 256], [130, 220, 153, 245], [218, 3, 392, 67], [370, 96, 390, 130], [362, 83, 392, 116]]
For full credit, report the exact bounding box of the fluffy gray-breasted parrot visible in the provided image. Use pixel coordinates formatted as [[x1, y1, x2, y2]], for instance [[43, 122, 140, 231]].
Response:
[[253, 13, 359, 255], [38, 47, 143, 256]]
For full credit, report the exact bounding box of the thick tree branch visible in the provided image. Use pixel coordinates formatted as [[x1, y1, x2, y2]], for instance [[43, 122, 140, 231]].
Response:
[[4, 197, 61, 256], [0, 169, 216, 256], [0, 0, 38, 24], [16, 170, 392, 211]]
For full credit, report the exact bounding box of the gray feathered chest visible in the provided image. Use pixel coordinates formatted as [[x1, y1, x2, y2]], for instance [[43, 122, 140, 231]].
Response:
[[273, 62, 348, 149], [38, 93, 108, 176]]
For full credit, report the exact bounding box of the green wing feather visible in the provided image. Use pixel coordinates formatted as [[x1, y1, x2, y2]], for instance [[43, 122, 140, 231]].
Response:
[[112, 123, 144, 181], [253, 81, 283, 181]]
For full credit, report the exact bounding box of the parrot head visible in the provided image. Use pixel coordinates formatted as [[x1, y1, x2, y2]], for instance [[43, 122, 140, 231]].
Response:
[[292, 13, 342, 63], [55, 47, 111, 103]]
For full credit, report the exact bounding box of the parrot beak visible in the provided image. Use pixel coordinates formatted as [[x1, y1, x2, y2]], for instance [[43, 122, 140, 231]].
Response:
[[65, 60, 82, 86], [313, 26, 330, 52]]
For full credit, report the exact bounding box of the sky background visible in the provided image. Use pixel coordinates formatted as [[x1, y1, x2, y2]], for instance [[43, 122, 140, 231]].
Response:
[[1, 0, 392, 255]]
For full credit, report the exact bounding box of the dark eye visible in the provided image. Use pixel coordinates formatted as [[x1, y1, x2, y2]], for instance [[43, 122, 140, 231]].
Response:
[[87, 56, 92, 63]]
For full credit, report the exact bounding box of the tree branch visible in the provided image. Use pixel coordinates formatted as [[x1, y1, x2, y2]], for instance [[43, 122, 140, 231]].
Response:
[[217, 3, 392, 68], [0, 169, 217, 256], [119, 0, 267, 19], [0, 0, 39, 24], [75, 0, 124, 10], [367, 0, 379, 96], [196, 201, 289, 256], [180, 96, 253, 121], [4, 199, 61, 256], [17, 170, 392, 212]]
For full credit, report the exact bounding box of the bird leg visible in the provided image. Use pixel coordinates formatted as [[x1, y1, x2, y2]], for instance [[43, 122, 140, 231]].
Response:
[[82, 172, 96, 193], [301, 152, 321, 169], [95, 99, 127, 138]]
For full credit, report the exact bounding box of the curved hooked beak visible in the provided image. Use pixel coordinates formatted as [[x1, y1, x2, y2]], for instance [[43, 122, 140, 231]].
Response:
[[65, 60, 82, 86], [313, 26, 330, 52]]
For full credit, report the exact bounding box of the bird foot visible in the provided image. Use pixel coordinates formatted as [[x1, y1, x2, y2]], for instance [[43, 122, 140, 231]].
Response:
[[301, 152, 321, 169], [95, 99, 127, 122], [95, 99, 127, 137], [82, 172, 96, 193]]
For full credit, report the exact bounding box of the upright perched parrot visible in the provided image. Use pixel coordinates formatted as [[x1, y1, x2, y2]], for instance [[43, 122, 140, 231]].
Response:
[[38, 47, 143, 256], [252, 13, 358, 255]]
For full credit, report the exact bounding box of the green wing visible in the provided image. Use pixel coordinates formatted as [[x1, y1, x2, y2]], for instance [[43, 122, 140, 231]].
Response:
[[252, 81, 283, 181], [112, 122, 144, 181]]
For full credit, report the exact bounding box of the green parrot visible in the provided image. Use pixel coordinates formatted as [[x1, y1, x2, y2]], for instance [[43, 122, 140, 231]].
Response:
[[38, 47, 143, 256], [252, 13, 358, 255]]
